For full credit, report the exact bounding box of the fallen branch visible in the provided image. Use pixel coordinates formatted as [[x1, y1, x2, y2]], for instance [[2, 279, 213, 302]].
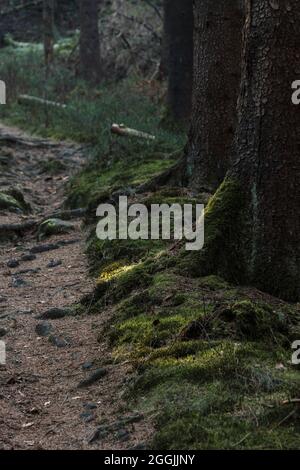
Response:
[[281, 398, 300, 406], [18, 94, 67, 109], [0, 220, 38, 235], [42, 208, 87, 222], [136, 156, 185, 193], [111, 123, 155, 141]]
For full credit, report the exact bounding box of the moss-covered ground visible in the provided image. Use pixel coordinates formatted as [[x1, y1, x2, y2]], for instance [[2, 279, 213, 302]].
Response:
[[69, 138, 300, 450]]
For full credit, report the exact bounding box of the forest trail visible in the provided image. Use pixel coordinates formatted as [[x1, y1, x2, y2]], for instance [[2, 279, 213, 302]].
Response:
[[0, 124, 150, 450]]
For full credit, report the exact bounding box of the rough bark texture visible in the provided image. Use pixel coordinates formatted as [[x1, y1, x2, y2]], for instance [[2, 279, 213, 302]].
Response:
[[185, 0, 244, 192], [232, 0, 300, 301], [43, 0, 54, 68], [79, 0, 101, 84], [163, 0, 193, 125], [186, 0, 300, 302]]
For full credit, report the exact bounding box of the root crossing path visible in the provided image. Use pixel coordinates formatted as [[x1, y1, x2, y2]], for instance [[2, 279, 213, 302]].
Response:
[[0, 124, 151, 450]]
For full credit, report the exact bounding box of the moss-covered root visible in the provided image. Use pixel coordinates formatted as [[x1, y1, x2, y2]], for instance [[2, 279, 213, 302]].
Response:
[[178, 176, 300, 302], [178, 177, 247, 283]]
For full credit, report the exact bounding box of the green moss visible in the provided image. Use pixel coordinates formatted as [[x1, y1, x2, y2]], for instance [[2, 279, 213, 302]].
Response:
[[88, 261, 154, 309], [66, 142, 179, 210], [86, 231, 165, 276], [179, 300, 292, 345], [38, 218, 75, 240], [198, 275, 231, 290], [0, 192, 23, 212], [129, 341, 300, 450], [104, 259, 299, 450], [178, 177, 246, 282]]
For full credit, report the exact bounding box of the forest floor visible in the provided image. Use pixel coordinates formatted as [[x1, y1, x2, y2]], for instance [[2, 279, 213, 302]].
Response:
[[0, 123, 151, 450]]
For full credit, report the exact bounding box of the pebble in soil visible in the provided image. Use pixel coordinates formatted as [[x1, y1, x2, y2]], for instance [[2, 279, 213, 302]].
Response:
[[0, 328, 7, 338], [11, 277, 28, 288], [7, 259, 20, 268], [35, 321, 53, 337], [21, 253, 37, 262], [30, 243, 60, 254], [48, 335, 68, 348], [47, 259, 62, 268], [38, 307, 72, 320], [77, 368, 108, 388]]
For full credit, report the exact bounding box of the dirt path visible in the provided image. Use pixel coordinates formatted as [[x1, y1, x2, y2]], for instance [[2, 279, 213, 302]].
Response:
[[0, 125, 151, 450]]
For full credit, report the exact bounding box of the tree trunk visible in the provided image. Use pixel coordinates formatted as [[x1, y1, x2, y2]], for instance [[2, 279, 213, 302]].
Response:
[[79, 0, 101, 85], [185, 0, 300, 302], [163, 0, 193, 125], [184, 0, 244, 192], [43, 0, 54, 70]]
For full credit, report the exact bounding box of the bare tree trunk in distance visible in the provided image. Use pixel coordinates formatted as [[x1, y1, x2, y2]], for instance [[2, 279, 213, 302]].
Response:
[[185, 0, 244, 192], [79, 0, 101, 85], [43, 0, 54, 70], [163, 0, 193, 125]]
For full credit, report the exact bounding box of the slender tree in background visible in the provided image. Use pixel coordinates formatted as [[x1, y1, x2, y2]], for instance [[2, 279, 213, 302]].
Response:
[[188, 0, 300, 302], [43, 0, 54, 70], [184, 0, 244, 192], [79, 0, 101, 84], [163, 0, 193, 125]]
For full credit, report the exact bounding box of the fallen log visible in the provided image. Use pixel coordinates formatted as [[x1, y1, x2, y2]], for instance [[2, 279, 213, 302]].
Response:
[[18, 94, 67, 109], [43, 208, 87, 222], [111, 123, 155, 141], [0, 220, 38, 236]]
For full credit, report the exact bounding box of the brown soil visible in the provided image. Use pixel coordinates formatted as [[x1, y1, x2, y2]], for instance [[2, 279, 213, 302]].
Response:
[[0, 124, 152, 450]]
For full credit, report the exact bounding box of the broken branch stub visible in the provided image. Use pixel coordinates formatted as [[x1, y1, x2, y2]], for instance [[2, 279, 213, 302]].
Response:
[[111, 123, 155, 141]]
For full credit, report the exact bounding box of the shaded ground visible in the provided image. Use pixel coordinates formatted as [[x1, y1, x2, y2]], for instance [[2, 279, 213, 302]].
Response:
[[0, 124, 151, 450]]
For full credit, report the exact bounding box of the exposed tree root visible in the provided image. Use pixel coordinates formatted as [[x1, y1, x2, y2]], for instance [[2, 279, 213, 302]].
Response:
[[0, 132, 59, 148], [136, 155, 185, 193]]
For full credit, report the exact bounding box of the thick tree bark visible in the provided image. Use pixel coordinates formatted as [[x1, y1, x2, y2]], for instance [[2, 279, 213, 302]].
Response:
[[79, 0, 101, 85], [43, 0, 54, 69], [186, 0, 300, 302], [185, 0, 244, 192], [163, 0, 193, 125]]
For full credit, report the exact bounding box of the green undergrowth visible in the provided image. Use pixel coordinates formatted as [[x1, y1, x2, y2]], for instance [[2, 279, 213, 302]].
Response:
[[107, 270, 300, 450], [72, 155, 300, 449], [0, 43, 184, 149], [66, 142, 182, 210], [84, 187, 200, 276], [81, 221, 300, 449]]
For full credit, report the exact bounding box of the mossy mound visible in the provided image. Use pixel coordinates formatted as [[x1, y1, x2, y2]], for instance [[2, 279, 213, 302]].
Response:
[[66, 141, 180, 211], [38, 218, 76, 240], [180, 300, 293, 344], [0, 188, 30, 213], [100, 266, 299, 449]]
